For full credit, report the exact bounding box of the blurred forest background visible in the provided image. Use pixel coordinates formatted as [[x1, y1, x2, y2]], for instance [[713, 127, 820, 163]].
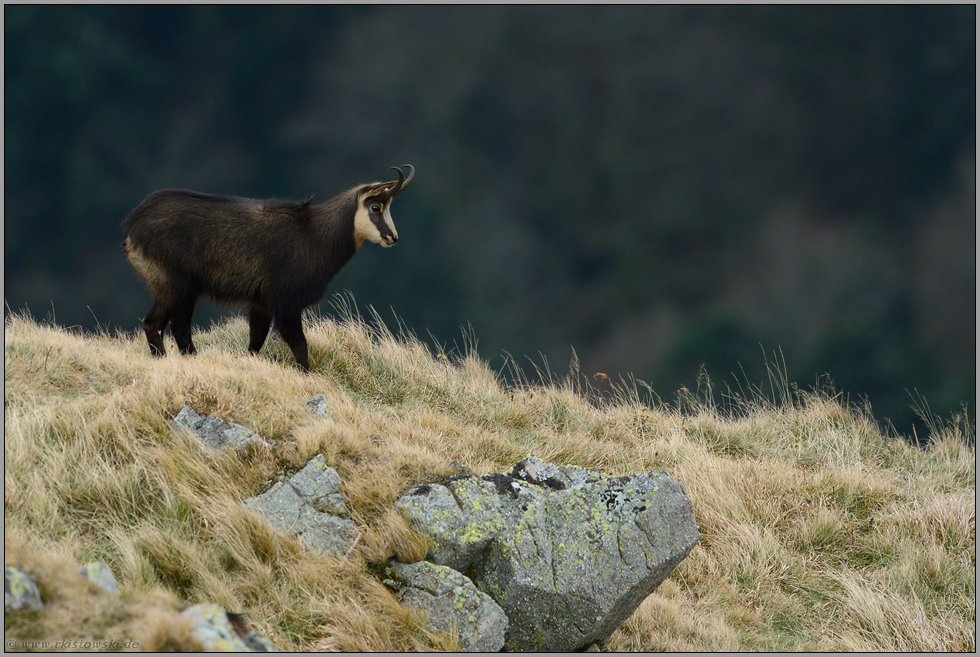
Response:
[[5, 5, 975, 439]]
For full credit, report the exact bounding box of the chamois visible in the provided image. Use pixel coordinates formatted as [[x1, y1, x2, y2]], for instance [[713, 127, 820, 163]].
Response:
[[123, 165, 415, 372]]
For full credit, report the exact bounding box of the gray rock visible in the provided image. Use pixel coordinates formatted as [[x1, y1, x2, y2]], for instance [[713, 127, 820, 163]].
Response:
[[395, 456, 699, 652], [181, 603, 277, 652], [286, 454, 347, 516], [79, 561, 118, 594], [244, 455, 357, 556], [305, 395, 331, 418], [445, 461, 473, 477], [395, 476, 506, 572], [390, 561, 507, 652], [171, 405, 271, 453], [4, 567, 42, 613], [241, 631, 278, 653]]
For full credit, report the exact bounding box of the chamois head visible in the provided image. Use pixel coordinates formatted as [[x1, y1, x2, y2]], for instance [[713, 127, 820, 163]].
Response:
[[354, 164, 415, 249]]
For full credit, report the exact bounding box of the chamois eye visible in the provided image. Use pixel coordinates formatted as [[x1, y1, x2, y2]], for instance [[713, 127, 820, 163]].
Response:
[[371, 204, 381, 213]]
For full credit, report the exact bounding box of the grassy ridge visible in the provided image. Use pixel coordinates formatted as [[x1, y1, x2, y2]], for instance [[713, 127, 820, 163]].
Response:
[[3, 307, 975, 651]]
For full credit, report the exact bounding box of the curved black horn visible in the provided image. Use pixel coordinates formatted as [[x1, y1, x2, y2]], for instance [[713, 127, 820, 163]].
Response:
[[381, 166, 404, 200], [398, 164, 415, 192]]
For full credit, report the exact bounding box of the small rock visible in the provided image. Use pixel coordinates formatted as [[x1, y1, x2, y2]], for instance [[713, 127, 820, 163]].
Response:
[[241, 632, 278, 653], [79, 561, 118, 594], [4, 567, 42, 613], [305, 395, 331, 418], [181, 603, 277, 652], [244, 456, 357, 556], [509, 455, 572, 487], [171, 405, 271, 453], [390, 561, 507, 652], [286, 455, 347, 516], [445, 461, 473, 477]]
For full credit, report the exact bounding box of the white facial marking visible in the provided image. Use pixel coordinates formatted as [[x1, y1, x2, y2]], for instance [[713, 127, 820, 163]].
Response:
[[382, 205, 398, 244], [353, 202, 382, 249]]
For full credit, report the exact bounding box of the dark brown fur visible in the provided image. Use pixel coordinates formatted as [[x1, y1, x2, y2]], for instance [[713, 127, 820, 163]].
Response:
[[123, 171, 411, 371]]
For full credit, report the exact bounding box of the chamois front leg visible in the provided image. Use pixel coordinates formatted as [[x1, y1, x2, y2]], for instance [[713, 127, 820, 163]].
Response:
[[275, 312, 309, 373], [248, 304, 273, 354]]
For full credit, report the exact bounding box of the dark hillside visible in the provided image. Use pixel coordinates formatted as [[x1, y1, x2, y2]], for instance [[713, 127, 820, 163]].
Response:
[[4, 5, 975, 436]]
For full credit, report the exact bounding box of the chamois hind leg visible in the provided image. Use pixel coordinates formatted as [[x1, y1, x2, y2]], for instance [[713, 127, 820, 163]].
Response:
[[274, 312, 309, 373], [170, 294, 199, 355], [142, 299, 175, 357], [247, 304, 273, 354]]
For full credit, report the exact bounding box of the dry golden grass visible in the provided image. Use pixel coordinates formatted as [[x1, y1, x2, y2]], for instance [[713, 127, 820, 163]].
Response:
[[4, 305, 975, 651]]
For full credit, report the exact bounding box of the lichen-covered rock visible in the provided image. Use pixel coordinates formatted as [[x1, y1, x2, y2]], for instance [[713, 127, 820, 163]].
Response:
[[171, 405, 271, 453], [244, 455, 357, 556], [305, 395, 331, 418], [395, 456, 699, 652], [4, 567, 42, 613], [390, 561, 507, 652], [285, 454, 347, 516], [79, 561, 118, 594], [394, 476, 506, 571], [181, 603, 277, 652]]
